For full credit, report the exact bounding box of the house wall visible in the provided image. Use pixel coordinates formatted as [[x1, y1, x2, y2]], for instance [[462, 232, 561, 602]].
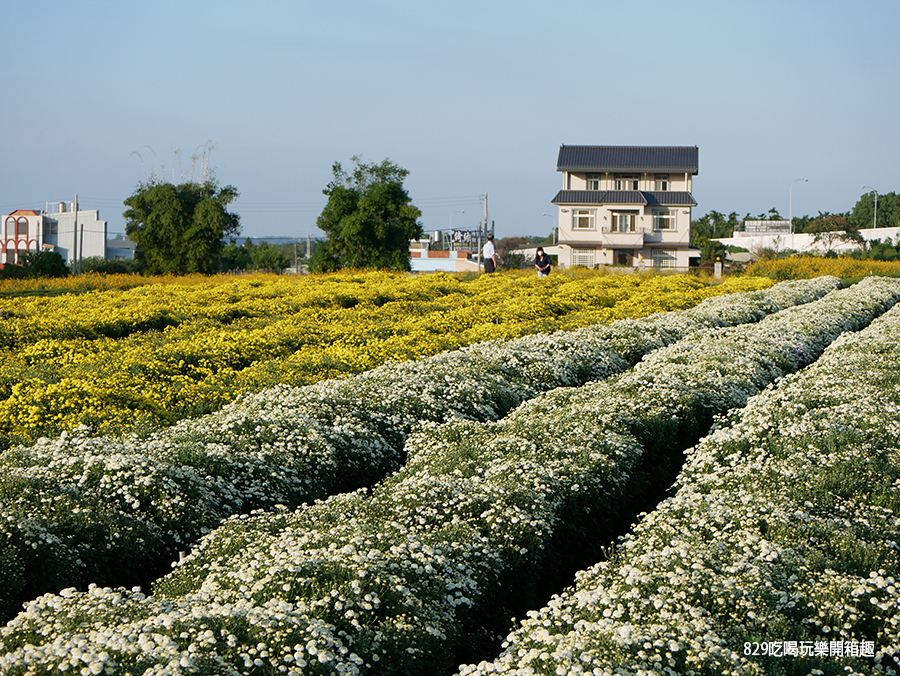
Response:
[[45, 210, 108, 265], [1, 211, 44, 265], [1, 207, 109, 266], [564, 171, 692, 192], [556, 202, 692, 269]]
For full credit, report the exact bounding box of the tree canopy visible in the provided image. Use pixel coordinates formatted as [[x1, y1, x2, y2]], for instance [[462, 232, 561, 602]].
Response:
[[123, 180, 240, 275], [313, 157, 423, 272], [852, 191, 900, 230], [21, 250, 69, 278], [806, 212, 863, 251]]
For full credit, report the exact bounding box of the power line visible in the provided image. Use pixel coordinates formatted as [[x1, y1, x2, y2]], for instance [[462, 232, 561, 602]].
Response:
[[3, 194, 487, 217]]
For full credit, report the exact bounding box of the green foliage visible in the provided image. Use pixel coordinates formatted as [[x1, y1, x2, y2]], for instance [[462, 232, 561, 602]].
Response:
[[19, 251, 69, 278], [219, 239, 252, 271], [220, 239, 295, 272], [845, 237, 900, 262], [79, 256, 143, 275], [690, 210, 742, 248], [806, 212, 863, 251], [851, 190, 900, 230], [316, 156, 423, 271], [700, 239, 728, 262], [248, 241, 291, 271], [308, 242, 340, 273], [0, 264, 27, 280], [123, 180, 241, 275]]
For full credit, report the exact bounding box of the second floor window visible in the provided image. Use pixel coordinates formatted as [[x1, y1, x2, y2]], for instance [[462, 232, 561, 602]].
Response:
[[44, 220, 59, 237], [655, 174, 669, 191], [611, 211, 637, 233], [652, 209, 676, 231], [16, 218, 28, 238], [572, 209, 596, 230], [615, 174, 639, 190], [586, 174, 601, 190]]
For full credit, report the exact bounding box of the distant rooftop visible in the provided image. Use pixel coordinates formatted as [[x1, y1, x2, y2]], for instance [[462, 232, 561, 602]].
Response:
[[557, 145, 699, 174]]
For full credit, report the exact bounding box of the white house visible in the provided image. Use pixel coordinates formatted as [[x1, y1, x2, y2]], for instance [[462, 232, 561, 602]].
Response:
[[551, 145, 698, 270], [1, 198, 111, 266]]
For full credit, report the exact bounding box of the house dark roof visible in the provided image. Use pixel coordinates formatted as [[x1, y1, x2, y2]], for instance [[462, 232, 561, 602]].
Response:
[[557, 145, 699, 174], [551, 190, 697, 207]]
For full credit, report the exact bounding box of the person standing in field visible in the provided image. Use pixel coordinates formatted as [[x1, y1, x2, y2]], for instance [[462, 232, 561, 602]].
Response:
[[483, 234, 498, 273], [534, 246, 551, 277]]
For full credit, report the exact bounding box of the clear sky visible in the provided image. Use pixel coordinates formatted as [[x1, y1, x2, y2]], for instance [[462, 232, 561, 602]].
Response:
[[1, 0, 897, 240]]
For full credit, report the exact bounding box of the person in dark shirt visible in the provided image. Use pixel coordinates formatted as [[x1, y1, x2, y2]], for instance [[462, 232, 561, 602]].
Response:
[[534, 247, 551, 277]]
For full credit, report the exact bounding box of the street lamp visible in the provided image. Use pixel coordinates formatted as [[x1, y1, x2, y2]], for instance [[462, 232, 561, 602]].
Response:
[[541, 213, 556, 244], [789, 178, 808, 234], [862, 186, 878, 229]]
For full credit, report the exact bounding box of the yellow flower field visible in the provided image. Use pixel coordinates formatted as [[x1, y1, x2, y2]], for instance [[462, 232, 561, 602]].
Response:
[[0, 269, 773, 448], [745, 256, 900, 280]]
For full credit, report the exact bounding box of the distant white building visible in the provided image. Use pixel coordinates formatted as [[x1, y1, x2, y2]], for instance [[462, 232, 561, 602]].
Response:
[[716, 226, 900, 254], [105, 234, 137, 260], [409, 239, 481, 273], [1, 198, 134, 267]]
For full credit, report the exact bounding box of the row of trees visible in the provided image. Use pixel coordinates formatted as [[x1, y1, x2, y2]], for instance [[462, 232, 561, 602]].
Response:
[[119, 154, 421, 276]]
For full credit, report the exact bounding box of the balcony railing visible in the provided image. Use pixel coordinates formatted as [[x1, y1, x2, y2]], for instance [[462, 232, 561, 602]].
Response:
[[600, 226, 646, 246]]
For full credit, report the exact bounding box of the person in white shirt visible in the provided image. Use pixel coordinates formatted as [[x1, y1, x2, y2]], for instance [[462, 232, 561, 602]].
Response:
[[482, 234, 497, 273]]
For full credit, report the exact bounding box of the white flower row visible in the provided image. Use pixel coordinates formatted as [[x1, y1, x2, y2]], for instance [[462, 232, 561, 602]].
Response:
[[2, 277, 894, 675], [0, 278, 838, 621], [462, 292, 900, 675]]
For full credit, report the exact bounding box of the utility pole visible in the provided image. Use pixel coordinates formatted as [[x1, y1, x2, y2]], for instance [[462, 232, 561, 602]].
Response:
[[77, 194, 84, 275], [476, 193, 488, 268], [73, 194, 79, 275]]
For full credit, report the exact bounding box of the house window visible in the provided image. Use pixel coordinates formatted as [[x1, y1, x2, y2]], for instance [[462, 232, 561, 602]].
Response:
[[572, 248, 595, 268], [572, 209, 596, 230], [4, 217, 14, 239], [586, 174, 601, 190], [615, 174, 639, 190], [654, 174, 669, 191], [613, 249, 633, 266], [16, 217, 28, 238], [651, 249, 676, 269], [44, 220, 58, 237], [611, 210, 638, 233], [652, 209, 676, 231]]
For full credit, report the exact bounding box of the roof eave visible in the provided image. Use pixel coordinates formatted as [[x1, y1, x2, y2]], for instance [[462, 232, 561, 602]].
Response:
[[557, 165, 699, 174]]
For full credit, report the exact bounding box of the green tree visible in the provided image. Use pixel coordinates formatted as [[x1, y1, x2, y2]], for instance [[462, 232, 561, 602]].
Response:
[[220, 239, 252, 272], [690, 210, 739, 247], [851, 191, 900, 230], [315, 156, 423, 271], [308, 243, 340, 273], [21, 250, 69, 278], [249, 241, 291, 271], [700, 239, 728, 262], [123, 179, 240, 275], [807, 212, 863, 252], [79, 256, 142, 275]]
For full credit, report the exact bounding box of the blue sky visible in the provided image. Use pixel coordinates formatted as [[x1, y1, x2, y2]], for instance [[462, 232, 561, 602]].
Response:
[[1, 0, 897, 240]]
